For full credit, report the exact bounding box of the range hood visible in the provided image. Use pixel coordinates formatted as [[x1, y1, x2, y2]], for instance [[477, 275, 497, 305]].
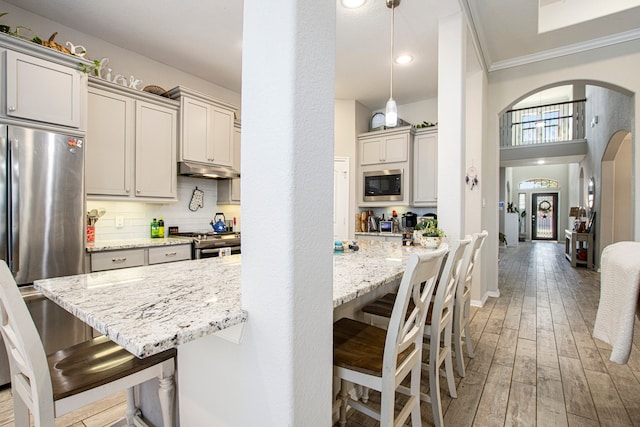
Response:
[[178, 161, 240, 179]]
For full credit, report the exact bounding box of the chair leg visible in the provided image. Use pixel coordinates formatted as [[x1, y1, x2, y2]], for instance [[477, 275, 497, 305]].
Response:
[[339, 379, 348, 427], [125, 387, 138, 426], [13, 393, 30, 427], [444, 333, 457, 399], [410, 364, 422, 427], [454, 318, 466, 377], [380, 382, 395, 427], [464, 320, 474, 358], [158, 374, 175, 427], [429, 357, 444, 427]]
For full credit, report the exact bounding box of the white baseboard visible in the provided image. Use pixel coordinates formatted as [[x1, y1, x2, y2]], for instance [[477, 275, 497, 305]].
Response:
[[471, 289, 500, 307]]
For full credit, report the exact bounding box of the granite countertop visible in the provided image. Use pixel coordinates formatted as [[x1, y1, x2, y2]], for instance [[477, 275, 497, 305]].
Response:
[[354, 231, 404, 237], [86, 237, 193, 252], [35, 240, 445, 358]]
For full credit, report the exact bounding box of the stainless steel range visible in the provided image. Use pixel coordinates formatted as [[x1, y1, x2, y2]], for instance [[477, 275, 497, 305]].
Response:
[[172, 232, 241, 259]]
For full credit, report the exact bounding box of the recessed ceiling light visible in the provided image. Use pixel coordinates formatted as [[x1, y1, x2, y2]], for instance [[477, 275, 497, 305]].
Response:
[[341, 0, 366, 8], [537, 160, 545, 165], [394, 55, 413, 64]]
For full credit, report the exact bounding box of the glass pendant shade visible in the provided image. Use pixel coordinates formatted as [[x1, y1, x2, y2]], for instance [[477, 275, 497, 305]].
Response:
[[385, 98, 397, 127]]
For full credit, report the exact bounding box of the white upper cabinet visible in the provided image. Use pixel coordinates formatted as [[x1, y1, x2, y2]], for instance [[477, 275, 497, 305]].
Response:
[[168, 86, 238, 168], [413, 128, 438, 206], [218, 123, 241, 204], [359, 127, 409, 165], [86, 79, 178, 201], [1, 34, 88, 129]]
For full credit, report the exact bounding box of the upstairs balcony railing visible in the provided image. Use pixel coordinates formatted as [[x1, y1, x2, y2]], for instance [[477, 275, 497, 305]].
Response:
[[500, 99, 586, 147]]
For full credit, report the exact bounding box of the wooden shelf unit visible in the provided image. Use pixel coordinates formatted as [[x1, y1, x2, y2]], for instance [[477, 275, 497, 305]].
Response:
[[564, 229, 594, 269]]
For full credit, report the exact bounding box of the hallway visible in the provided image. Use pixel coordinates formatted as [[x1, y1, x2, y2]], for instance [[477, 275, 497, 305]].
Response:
[[343, 241, 640, 426]]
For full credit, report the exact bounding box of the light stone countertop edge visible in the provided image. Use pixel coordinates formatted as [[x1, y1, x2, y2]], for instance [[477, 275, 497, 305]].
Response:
[[86, 237, 193, 252]]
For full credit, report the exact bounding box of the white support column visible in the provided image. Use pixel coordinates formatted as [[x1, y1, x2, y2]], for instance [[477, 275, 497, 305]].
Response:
[[177, 1, 335, 425], [437, 11, 467, 241]]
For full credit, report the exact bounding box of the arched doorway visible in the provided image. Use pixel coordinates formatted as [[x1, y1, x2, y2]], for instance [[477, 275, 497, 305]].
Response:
[[600, 131, 633, 250]]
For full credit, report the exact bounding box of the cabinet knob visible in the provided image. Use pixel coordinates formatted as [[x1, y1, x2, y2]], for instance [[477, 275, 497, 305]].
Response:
[[136, 189, 141, 194], [8, 106, 15, 112], [126, 188, 130, 193]]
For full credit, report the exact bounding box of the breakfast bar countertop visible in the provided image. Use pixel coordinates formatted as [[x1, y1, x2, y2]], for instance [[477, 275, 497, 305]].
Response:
[[35, 240, 442, 358], [85, 236, 194, 252]]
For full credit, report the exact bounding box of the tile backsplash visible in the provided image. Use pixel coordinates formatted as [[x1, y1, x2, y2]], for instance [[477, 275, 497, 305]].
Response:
[[87, 176, 241, 240]]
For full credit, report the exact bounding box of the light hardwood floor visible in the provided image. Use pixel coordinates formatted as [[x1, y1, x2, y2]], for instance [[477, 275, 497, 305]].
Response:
[[1, 241, 638, 426], [339, 241, 640, 426]]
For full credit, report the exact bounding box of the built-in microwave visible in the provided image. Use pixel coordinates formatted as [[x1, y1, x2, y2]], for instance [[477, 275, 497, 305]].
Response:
[[363, 169, 403, 202]]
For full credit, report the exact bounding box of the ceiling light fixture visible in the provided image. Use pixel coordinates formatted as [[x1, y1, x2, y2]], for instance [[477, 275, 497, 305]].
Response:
[[341, 0, 367, 8], [385, 0, 400, 127], [394, 54, 413, 64]]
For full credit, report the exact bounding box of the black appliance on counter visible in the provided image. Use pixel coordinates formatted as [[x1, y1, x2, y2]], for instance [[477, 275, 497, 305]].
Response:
[[403, 212, 418, 229], [171, 231, 241, 259]]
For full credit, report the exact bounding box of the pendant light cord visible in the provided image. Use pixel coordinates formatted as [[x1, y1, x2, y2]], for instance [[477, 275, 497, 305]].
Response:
[[389, 2, 395, 100]]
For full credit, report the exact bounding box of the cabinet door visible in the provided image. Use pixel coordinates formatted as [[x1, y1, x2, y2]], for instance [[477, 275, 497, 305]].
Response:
[[86, 88, 133, 196], [230, 126, 241, 201], [5, 50, 82, 128], [181, 96, 210, 163], [413, 131, 438, 205], [360, 138, 383, 165], [383, 134, 409, 163], [135, 102, 177, 198], [211, 107, 234, 166]]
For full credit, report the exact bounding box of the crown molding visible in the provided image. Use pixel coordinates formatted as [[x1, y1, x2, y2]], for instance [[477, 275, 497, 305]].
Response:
[[488, 27, 640, 72]]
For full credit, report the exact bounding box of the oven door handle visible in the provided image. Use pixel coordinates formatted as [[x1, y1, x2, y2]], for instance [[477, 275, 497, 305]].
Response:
[[200, 246, 240, 254]]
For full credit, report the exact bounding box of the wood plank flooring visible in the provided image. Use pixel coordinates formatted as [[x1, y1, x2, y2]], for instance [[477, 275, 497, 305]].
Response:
[[339, 241, 640, 426], [0, 241, 637, 426]]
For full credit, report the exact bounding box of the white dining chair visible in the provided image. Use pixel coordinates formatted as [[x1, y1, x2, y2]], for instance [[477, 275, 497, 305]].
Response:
[[453, 230, 488, 377], [0, 261, 176, 427], [333, 248, 448, 427], [362, 238, 471, 427]]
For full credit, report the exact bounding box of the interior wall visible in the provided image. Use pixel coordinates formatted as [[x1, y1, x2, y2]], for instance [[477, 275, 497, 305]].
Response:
[[613, 136, 633, 241], [508, 164, 570, 240], [373, 98, 438, 127], [487, 39, 640, 287], [335, 100, 371, 239], [582, 85, 634, 261], [0, 1, 241, 109]]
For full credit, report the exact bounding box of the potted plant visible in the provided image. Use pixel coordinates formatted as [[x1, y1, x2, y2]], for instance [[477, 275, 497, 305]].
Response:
[[413, 218, 445, 248]]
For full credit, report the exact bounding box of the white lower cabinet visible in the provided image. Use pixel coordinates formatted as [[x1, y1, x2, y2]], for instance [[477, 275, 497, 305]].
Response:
[[89, 244, 192, 272], [90, 249, 145, 272], [148, 245, 192, 265], [86, 79, 178, 201]]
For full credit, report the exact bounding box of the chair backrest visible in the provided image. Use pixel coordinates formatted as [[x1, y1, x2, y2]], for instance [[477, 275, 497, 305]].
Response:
[[432, 237, 472, 325], [457, 231, 488, 301], [384, 247, 448, 376], [0, 261, 55, 423]]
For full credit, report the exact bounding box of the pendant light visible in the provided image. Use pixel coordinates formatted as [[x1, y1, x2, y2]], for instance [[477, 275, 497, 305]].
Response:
[[385, 0, 399, 127]]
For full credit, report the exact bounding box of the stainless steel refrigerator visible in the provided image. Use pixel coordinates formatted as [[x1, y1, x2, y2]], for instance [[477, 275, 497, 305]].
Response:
[[0, 124, 90, 385]]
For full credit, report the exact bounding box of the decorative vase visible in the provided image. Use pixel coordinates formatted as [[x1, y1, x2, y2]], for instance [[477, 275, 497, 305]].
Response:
[[420, 236, 441, 248]]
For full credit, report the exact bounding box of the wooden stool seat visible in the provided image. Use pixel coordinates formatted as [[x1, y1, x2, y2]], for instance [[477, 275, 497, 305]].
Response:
[[0, 261, 177, 427], [334, 318, 413, 377], [49, 335, 176, 401], [334, 249, 448, 427]]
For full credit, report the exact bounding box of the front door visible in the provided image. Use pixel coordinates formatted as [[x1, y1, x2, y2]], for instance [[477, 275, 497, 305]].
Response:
[[531, 193, 558, 240]]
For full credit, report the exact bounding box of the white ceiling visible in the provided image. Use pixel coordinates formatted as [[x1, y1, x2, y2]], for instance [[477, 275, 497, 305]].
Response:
[[5, 0, 640, 112]]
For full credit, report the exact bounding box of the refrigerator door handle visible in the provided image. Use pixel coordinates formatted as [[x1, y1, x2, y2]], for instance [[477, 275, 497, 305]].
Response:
[[8, 138, 18, 275]]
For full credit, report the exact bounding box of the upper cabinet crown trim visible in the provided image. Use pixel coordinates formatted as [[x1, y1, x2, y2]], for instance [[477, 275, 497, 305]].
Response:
[[0, 32, 92, 69], [167, 86, 238, 118], [89, 77, 179, 109]]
